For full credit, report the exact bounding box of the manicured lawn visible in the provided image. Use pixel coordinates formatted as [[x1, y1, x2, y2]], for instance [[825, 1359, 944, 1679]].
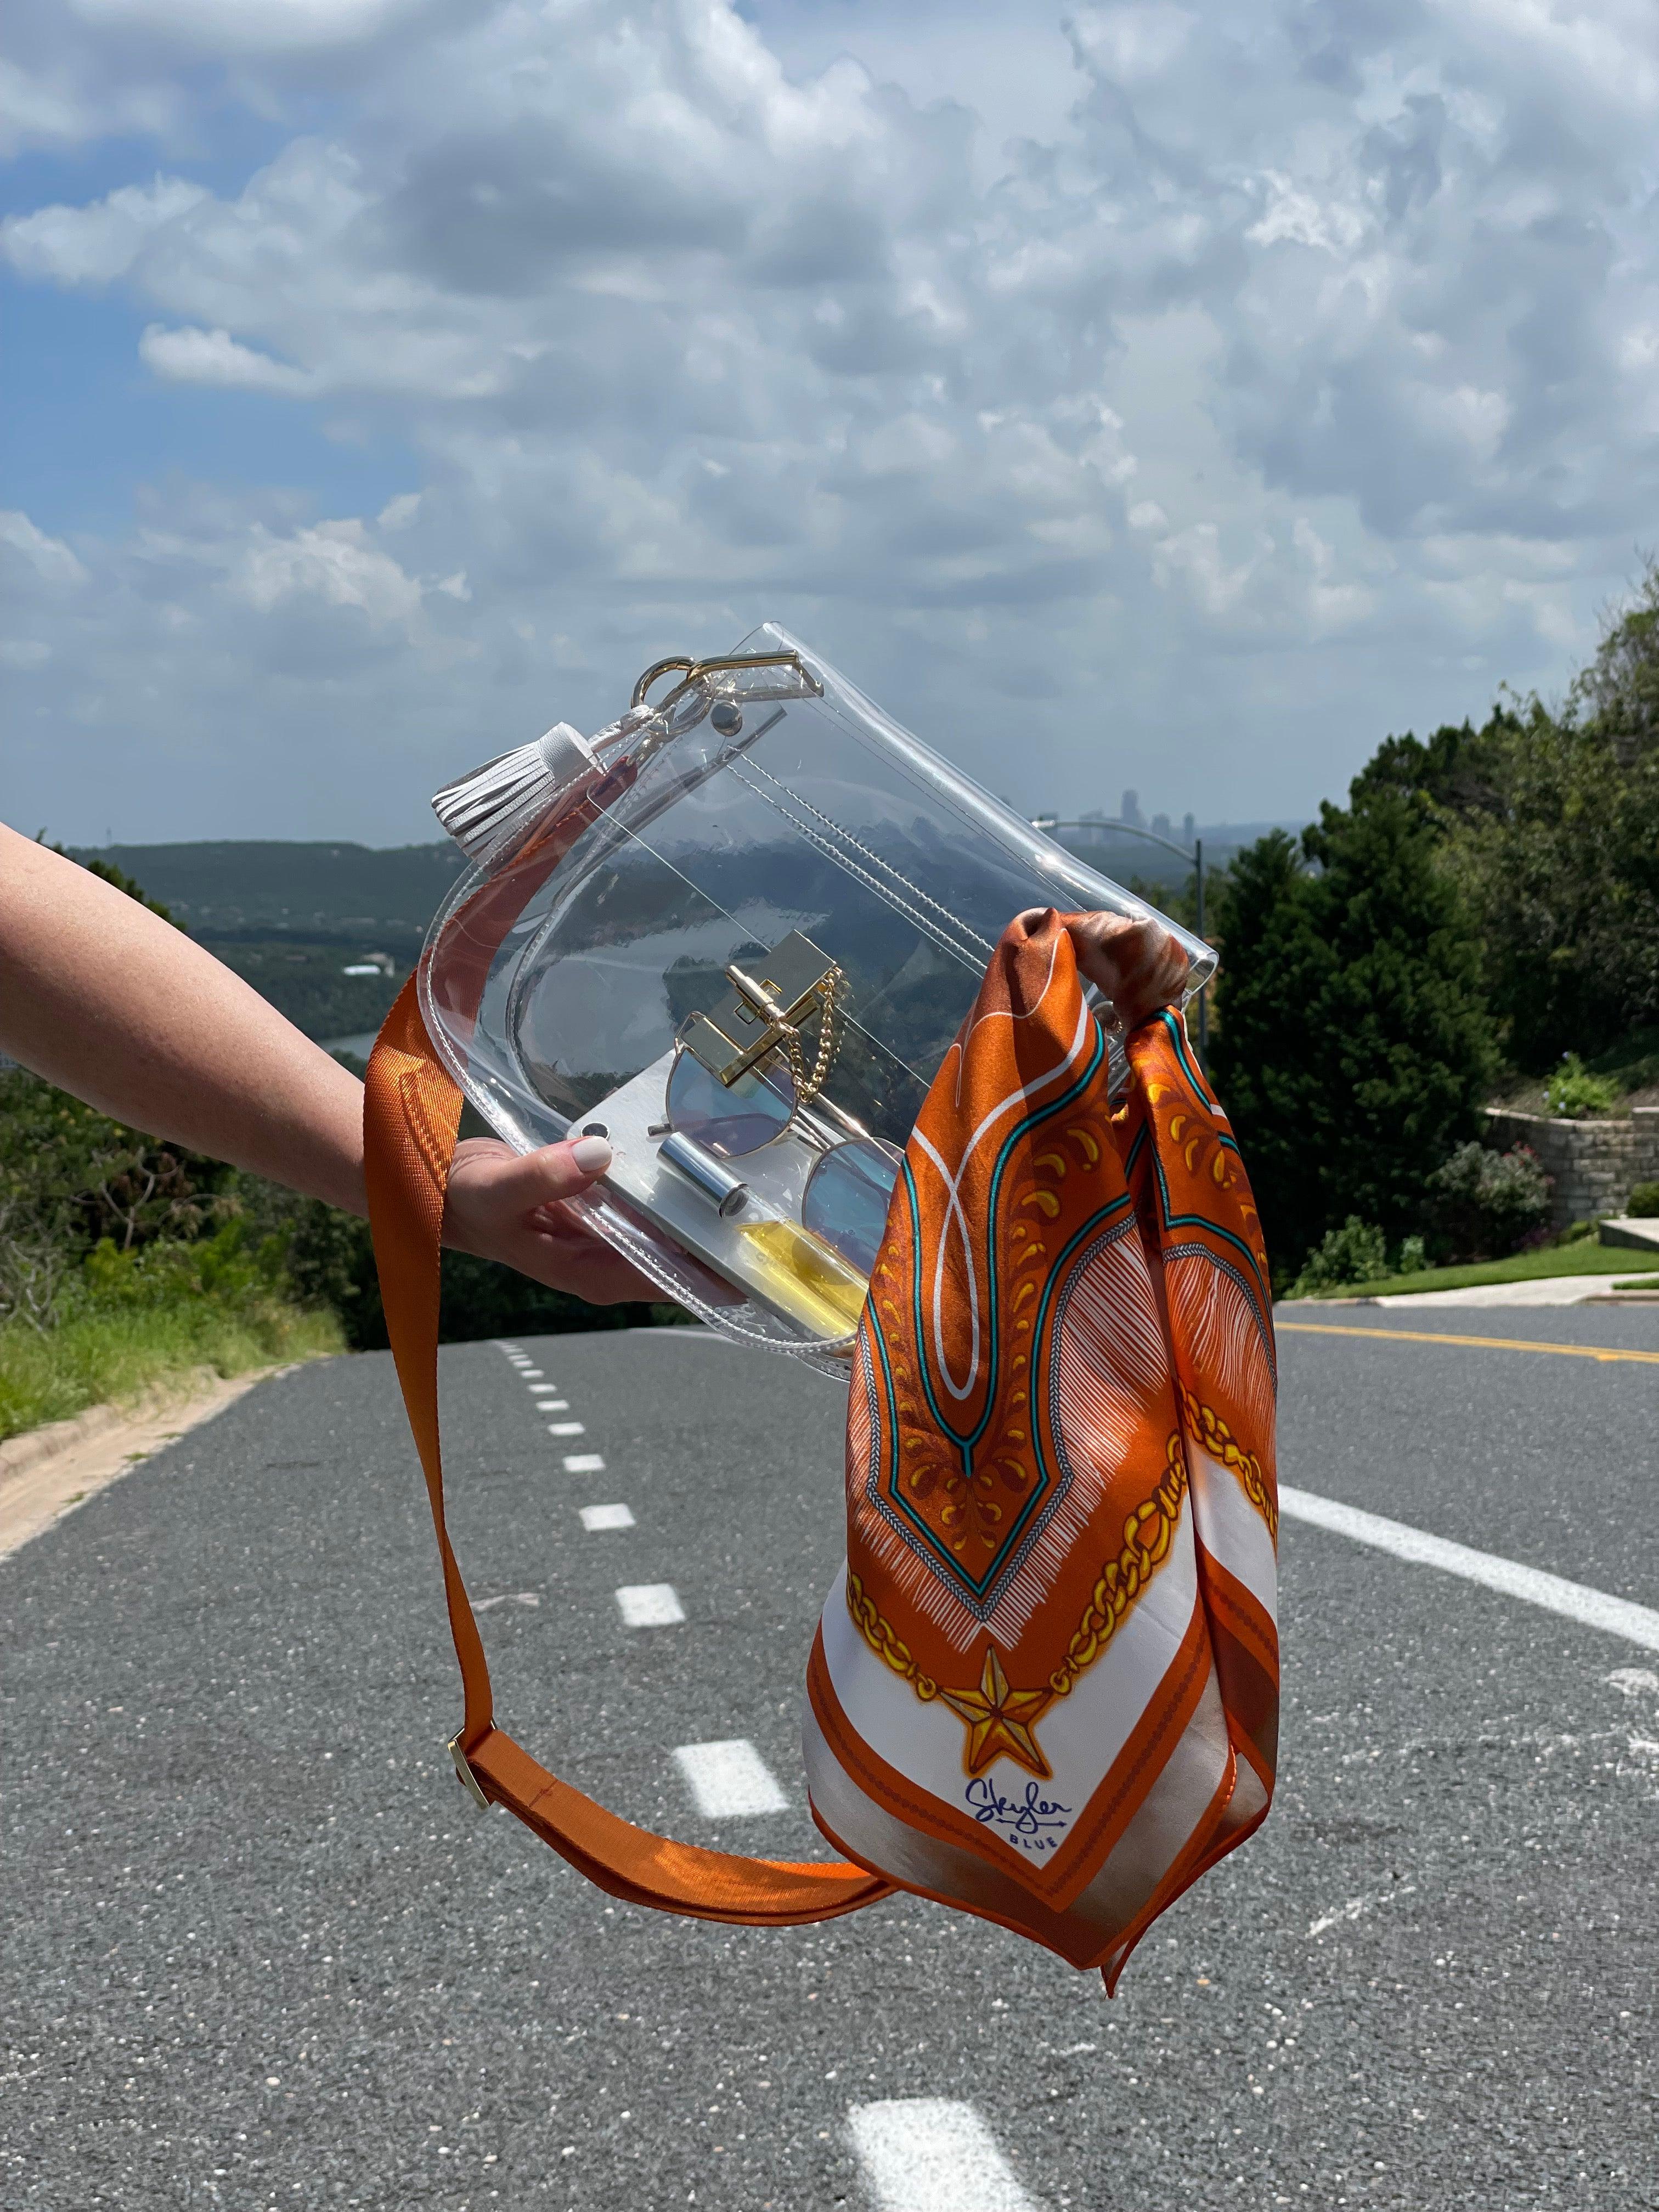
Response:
[[1290, 1239, 1659, 1302]]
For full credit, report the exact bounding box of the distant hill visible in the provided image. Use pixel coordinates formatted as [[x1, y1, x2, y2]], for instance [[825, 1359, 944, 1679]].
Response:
[[72, 820, 1311, 1045], [79, 840, 468, 949], [71, 840, 470, 1044]]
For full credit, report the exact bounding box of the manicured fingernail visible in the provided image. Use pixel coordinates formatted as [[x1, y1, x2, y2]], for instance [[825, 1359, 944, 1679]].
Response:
[[570, 1135, 613, 1174]]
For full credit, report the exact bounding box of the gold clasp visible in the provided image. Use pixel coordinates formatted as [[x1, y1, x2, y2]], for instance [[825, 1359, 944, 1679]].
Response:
[[680, 930, 844, 1106]]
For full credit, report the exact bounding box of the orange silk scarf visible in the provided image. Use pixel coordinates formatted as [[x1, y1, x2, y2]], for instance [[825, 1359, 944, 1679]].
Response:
[[804, 909, 1279, 1984]]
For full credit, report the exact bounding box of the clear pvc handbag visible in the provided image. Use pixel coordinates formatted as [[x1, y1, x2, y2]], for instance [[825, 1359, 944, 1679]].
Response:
[[420, 624, 1214, 1370]]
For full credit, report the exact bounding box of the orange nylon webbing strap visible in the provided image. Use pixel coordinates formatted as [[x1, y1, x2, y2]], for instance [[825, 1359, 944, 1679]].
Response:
[[363, 975, 892, 1926]]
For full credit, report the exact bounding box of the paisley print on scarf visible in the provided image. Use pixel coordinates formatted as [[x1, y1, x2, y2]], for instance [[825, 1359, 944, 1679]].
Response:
[[805, 909, 1279, 1984]]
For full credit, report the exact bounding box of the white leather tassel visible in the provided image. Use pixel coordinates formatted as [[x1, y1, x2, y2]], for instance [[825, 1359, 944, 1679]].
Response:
[[431, 721, 598, 864]]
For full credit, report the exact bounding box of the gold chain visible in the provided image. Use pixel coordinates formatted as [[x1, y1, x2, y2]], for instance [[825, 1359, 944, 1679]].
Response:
[[845, 1571, 939, 1701], [844, 1431, 1189, 1709], [846, 1407, 1272, 1715], [1048, 1431, 1189, 1695], [1180, 1387, 1277, 1541], [782, 970, 844, 1108]]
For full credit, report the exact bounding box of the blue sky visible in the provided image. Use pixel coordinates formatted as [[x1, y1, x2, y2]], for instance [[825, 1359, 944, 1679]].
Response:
[[3, 0, 1657, 847]]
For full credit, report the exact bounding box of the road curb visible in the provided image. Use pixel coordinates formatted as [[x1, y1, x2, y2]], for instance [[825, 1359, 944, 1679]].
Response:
[[0, 1400, 128, 1483]]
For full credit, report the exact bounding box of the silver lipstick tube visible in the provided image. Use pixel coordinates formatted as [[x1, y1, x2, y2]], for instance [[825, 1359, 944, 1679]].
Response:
[[657, 1130, 749, 1218]]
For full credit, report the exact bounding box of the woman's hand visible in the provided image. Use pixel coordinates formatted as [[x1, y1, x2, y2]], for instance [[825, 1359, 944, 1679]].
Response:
[[1065, 910, 1190, 1034], [441, 1133, 662, 1302]]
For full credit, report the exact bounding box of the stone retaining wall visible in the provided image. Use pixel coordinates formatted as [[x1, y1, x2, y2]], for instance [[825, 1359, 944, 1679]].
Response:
[[1484, 1105, 1659, 1228]]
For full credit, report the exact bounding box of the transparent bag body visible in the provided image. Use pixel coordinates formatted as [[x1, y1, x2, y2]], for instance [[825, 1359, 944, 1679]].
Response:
[[420, 624, 1214, 1373]]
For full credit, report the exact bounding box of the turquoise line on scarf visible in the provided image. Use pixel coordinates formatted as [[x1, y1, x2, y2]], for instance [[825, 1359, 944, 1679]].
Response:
[[904, 1017, 1107, 1457]]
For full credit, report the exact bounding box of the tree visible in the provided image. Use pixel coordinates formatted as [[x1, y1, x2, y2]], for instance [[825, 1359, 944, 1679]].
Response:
[[1569, 554, 1659, 766], [1209, 793, 1496, 1283], [1353, 573, 1659, 1071], [1347, 711, 1514, 823], [1439, 698, 1659, 1068]]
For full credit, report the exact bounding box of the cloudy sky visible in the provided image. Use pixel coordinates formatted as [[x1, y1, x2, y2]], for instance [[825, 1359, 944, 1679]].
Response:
[[3, 0, 1656, 848]]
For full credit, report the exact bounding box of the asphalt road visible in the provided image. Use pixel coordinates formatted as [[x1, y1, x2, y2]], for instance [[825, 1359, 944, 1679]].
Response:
[[3, 1307, 1656, 2210]]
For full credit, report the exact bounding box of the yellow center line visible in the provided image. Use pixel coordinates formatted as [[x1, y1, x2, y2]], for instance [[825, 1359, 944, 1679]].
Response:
[[1277, 1321, 1659, 1366]]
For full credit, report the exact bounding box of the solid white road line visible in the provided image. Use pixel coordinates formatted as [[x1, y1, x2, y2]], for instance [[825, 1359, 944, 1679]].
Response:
[[563, 1453, 605, 1473], [847, 2101, 1037, 2212], [614, 1583, 684, 1627], [1279, 1486, 1659, 1654], [546, 1420, 585, 1436], [579, 1502, 635, 1532], [672, 1739, 788, 1818]]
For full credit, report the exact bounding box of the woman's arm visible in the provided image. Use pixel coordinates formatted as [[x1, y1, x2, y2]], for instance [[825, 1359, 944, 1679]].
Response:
[[0, 822, 652, 1301]]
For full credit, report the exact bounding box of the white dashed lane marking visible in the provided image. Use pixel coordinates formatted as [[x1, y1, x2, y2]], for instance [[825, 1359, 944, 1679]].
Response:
[[474, 1591, 540, 1613], [847, 2101, 1037, 2212], [563, 1453, 605, 1473], [579, 1503, 635, 1532], [1280, 1487, 1659, 1653], [615, 1584, 684, 1628], [672, 1739, 788, 1818], [546, 1421, 585, 1437]]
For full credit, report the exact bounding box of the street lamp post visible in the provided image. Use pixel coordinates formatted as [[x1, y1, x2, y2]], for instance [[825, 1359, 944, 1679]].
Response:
[[1029, 816, 1210, 1063]]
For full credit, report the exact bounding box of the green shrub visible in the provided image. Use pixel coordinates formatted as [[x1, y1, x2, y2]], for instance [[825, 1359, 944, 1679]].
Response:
[[1290, 1217, 1389, 1296], [1427, 1141, 1553, 1259], [1628, 1181, 1659, 1218], [1543, 1053, 1621, 1119], [0, 1220, 342, 1442], [1395, 1235, 1428, 1275]]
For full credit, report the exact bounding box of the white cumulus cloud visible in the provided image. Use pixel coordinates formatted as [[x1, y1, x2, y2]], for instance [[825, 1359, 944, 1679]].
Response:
[[1, 0, 1656, 843], [230, 520, 428, 629], [0, 509, 89, 585], [67, 0, 439, 56], [1, 173, 207, 284], [139, 324, 315, 393]]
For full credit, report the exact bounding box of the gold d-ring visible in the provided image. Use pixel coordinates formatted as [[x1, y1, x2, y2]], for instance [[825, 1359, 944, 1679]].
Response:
[[447, 1730, 492, 1812], [629, 649, 820, 710]]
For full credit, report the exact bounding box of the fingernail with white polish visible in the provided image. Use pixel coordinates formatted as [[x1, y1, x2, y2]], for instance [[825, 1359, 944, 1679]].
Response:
[[570, 1135, 613, 1174]]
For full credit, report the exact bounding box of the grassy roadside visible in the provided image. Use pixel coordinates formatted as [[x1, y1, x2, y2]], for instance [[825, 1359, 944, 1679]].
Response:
[[1288, 1239, 1659, 1302], [0, 1233, 343, 1445]]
